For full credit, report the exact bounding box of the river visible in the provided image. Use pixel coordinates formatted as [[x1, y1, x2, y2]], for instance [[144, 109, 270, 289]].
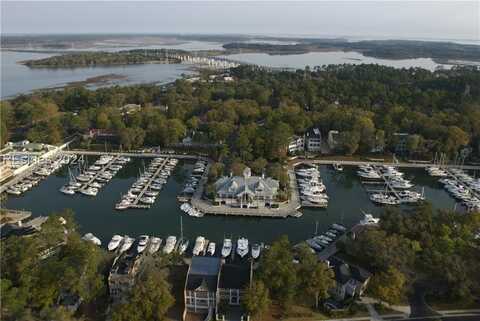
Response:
[[3, 159, 458, 246]]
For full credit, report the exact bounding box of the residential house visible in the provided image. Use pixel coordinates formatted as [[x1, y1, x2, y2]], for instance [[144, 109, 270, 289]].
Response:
[[306, 128, 322, 152], [214, 167, 279, 208], [108, 252, 143, 303], [287, 135, 305, 154], [392, 132, 409, 155], [328, 257, 371, 301], [217, 263, 251, 307], [327, 130, 340, 150]]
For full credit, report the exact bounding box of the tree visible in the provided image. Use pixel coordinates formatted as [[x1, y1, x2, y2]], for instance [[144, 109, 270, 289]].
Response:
[[258, 235, 297, 307], [369, 267, 407, 305], [243, 280, 271, 318], [296, 244, 335, 308], [250, 158, 268, 175], [111, 269, 174, 321]]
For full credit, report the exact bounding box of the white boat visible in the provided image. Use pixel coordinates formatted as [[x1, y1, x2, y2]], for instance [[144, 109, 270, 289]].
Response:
[[333, 163, 344, 172], [207, 242, 216, 256], [149, 237, 162, 254], [6, 187, 21, 195], [193, 236, 206, 256], [140, 197, 155, 204], [359, 213, 380, 225], [80, 187, 98, 196], [119, 236, 135, 253], [332, 223, 347, 232], [137, 235, 149, 253], [370, 193, 399, 205], [236, 237, 249, 258], [221, 238, 232, 258], [357, 170, 381, 179], [108, 235, 123, 251], [163, 236, 177, 254], [82, 233, 101, 246], [251, 243, 261, 259], [178, 239, 189, 255]]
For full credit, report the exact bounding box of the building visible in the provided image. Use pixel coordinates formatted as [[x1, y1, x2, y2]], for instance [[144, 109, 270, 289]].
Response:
[[392, 132, 409, 155], [184, 257, 252, 320], [184, 256, 222, 315], [119, 103, 141, 115], [306, 128, 322, 152], [328, 257, 371, 301], [214, 167, 280, 208], [0, 160, 13, 182], [328, 130, 340, 150], [287, 135, 305, 154], [108, 252, 143, 303]]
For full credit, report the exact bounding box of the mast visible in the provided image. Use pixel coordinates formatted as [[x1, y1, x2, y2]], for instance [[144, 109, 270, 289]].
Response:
[[180, 216, 184, 239]]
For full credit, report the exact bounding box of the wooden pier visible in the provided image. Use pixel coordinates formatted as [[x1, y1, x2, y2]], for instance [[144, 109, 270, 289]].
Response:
[[79, 155, 121, 193], [129, 158, 170, 209]]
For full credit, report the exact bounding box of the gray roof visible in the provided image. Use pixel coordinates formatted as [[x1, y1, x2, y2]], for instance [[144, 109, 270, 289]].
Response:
[[215, 175, 279, 198], [186, 257, 221, 292]]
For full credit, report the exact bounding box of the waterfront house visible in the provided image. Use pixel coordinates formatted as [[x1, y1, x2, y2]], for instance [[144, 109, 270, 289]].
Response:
[[328, 257, 371, 301], [184, 256, 222, 316], [392, 132, 410, 155], [217, 262, 251, 306], [327, 130, 340, 150], [108, 252, 143, 303], [288, 135, 305, 154], [214, 167, 279, 208], [306, 127, 322, 152]]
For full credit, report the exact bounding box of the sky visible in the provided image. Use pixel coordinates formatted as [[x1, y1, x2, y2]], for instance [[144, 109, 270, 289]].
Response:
[[1, 1, 479, 41]]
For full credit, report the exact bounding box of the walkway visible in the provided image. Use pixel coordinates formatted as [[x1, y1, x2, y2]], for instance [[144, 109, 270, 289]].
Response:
[[64, 149, 202, 160], [292, 159, 480, 170]]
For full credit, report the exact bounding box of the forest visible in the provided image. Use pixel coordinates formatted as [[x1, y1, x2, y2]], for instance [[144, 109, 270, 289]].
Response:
[[2, 64, 480, 173]]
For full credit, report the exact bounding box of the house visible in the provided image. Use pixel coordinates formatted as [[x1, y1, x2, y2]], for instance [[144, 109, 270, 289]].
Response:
[[392, 132, 409, 155], [85, 128, 117, 139], [184, 257, 252, 320], [214, 167, 279, 208], [0, 160, 13, 182], [108, 252, 143, 303], [184, 256, 222, 315], [328, 257, 371, 301], [305, 128, 322, 152], [288, 135, 305, 154], [327, 130, 340, 150], [119, 103, 141, 115]]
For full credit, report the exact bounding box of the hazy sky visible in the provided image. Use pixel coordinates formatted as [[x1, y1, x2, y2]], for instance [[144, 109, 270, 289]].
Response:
[[1, 1, 479, 41]]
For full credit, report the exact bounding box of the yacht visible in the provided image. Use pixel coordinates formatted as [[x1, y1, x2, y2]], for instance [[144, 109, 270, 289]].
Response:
[[149, 237, 162, 254], [332, 223, 347, 232], [359, 213, 380, 225], [82, 233, 101, 246], [80, 187, 98, 196], [163, 236, 177, 254], [115, 199, 131, 210], [119, 236, 135, 253], [221, 238, 233, 258], [357, 170, 381, 180], [389, 178, 414, 189], [333, 163, 344, 172], [108, 235, 123, 251], [251, 243, 261, 259], [140, 197, 156, 204], [137, 235, 149, 253], [6, 187, 22, 195], [370, 193, 399, 205], [237, 237, 249, 258], [193, 236, 206, 256], [178, 239, 189, 255], [306, 238, 324, 251], [207, 242, 216, 256]]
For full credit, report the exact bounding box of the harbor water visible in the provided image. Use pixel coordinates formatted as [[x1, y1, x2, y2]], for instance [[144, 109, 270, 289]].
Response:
[[3, 159, 458, 246]]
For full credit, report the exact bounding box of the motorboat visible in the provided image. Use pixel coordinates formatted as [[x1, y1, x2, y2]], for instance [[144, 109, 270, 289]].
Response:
[[6, 187, 22, 195], [193, 236, 206, 256], [140, 197, 155, 204], [119, 236, 135, 253], [115, 199, 131, 210], [82, 233, 101, 246], [333, 163, 344, 172], [149, 237, 162, 254], [221, 238, 232, 258], [236, 237, 249, 258], [370, 193, 399, 205], [163, 236, 177, 254], [306, 238, 324, 251], [80, 187, 98, 196], [60, 185, 76, 195], [137, 235, 149, 253], [178, 239, 189, 255], [108, 235, 123, 251], [332, 223, 347, 232], [207, 242, 216, 256], [251, 243, 261, 259], [359, 213, 380, 225], [357, 170, 381, 180]]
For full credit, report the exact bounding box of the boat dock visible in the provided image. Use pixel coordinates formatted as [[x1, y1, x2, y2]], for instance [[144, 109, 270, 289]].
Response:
[[129, 158, 170, 209], [446, 169, 480, 199], [315, 224, 367, 261], [79, 155, 121, 193], [0, 209, 32, 227]]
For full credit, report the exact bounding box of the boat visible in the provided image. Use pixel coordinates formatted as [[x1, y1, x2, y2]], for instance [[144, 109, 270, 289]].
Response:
[[357, 170, 381, 180], [207, 242, 216, 256], [370, 193, 399, 205], [82, 233, 101, 246], [119, 236, 135, 253], [149, 237, 162, 254], [236, 237, 249, 258], [80, 187, 98, 196], [140, 197, 155, 204], [108, 235, 123, 251], [221, 238, 232, 258], [333, 163, 344, 172], [193, 236, 206, 256], [163, 236, 177, 254], [6, 187, 22, 195], [306, 238, 324, 251], [137, 235, 149, 253], [332, 223, 347, 232], [251, 243, 261, 259], [178, 239, 189, 255], [359, 213, 380, 225]]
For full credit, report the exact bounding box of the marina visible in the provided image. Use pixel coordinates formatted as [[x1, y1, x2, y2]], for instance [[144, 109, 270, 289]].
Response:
[[2, 159, 464, 246]]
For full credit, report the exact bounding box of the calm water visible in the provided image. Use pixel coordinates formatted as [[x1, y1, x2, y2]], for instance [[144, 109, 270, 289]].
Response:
[[3, 160, 457, 246], [0, 51, 194, 98], [221, 51, 455, 71]]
